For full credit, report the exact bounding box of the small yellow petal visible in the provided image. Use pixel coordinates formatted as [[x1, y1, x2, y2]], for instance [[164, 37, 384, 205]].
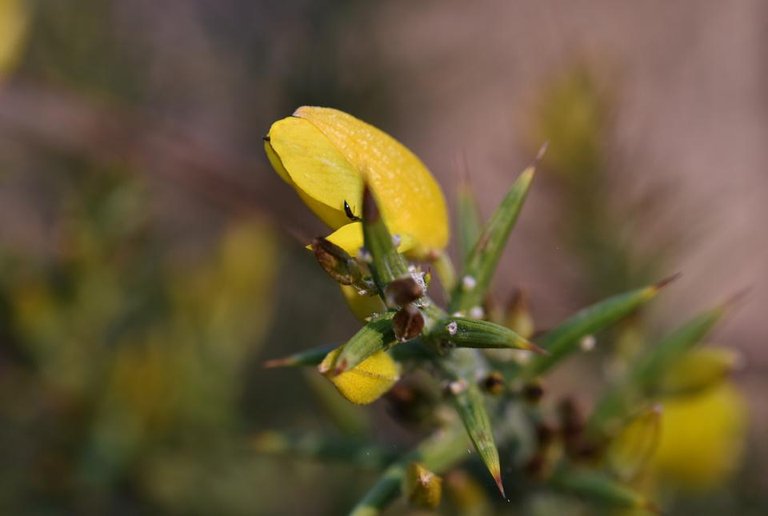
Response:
[[658, 347, 742, 397], [403, 463, 443, 510], [651, 382, 746, 490], [322, 222, 415, 256], [319, 347, 400, 405], [339, 284, 386, 322], [607, 406, 661, 482]]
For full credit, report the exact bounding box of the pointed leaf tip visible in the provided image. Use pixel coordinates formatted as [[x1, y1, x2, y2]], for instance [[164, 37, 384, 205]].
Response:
[[263, 344, 336, 369], [535, 140, 549, 163], [449, 164, 536, 312], [263, 358, 286, 368], [653, 272, 682, 291], [493, 472, 506, 498], [722, 286, 752, 310], [334, 358, 348, 375], [526, 340, 549, 356]]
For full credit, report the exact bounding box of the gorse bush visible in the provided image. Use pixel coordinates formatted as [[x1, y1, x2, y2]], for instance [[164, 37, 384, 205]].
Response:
[[259, 107, 745, 515]]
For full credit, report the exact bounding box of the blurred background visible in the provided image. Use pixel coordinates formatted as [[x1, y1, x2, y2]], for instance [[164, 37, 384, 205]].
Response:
[[1, 1, 766, 514]]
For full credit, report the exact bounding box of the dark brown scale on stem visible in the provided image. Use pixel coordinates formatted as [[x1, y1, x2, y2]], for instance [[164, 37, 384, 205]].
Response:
[[393, 305, 425, 342], [385, 276, 424, 307]]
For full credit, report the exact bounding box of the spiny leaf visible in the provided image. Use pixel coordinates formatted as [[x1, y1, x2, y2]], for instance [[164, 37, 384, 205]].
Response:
[[589, 302, 728, 434], [264, 338, 433, 369], [524, 276, 677, 377], [348, 425, 469, 516], [428, 316, 544, 354], [549, 466, 658, 512], [252, 431, 396, 469], [437, 348, 505, 496], [326, 312, 396, 374], [630, 304, 727, 392], [263, 344, 336, 368], [450, 381, 505, 497], [456, 176, 483, 264], [361, 185, 409, 295], [449, 153, 540, 314]]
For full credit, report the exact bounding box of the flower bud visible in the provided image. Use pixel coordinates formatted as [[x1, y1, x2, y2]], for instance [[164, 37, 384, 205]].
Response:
[[403, 462, 442, 510], [311, 237, 362, 286], [318, 348, 400, 405]]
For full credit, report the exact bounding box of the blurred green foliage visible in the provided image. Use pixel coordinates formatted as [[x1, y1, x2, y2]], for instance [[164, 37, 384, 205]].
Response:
[[0, 163, 279, 513]]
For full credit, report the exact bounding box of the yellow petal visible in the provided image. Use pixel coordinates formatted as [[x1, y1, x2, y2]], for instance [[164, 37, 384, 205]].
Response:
[[339, 284, 386, 322], [657, 347, 742, 397], [651, 382, 746, 490], [266, 106, 449, 257], [322, 222, 415, 256], [266, 116, 361, 229], [607, 406, 661, 482], [403, 463, 443, 510], [319, 347, 400, 405]]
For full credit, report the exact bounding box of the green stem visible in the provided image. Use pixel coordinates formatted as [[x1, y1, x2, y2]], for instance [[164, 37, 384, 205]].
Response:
[[432, 251, 456, 297], [348, 425, 469, 516]]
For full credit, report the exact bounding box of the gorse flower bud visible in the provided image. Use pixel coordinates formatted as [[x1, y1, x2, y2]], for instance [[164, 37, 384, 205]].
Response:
[[403, 462, 443, 510], [311, 237, 362, 286], [318, 347, 400, 405]]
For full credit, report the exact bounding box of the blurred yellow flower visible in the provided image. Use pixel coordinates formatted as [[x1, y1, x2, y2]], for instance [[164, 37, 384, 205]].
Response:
[[264, 106, 449, 259], [608, 347, 747, 495], [651, 381, 746, 491], [0, 0, 28, 77]]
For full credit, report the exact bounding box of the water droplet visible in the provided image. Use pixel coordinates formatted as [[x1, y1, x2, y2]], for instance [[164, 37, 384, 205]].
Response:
[[462, 275, 477, 291]]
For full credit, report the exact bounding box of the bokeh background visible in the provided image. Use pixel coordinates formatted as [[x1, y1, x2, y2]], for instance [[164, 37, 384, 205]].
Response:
[[1, 1, 766, 514]]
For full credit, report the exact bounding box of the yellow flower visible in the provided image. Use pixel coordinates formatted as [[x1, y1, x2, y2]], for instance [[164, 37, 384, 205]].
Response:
[[265, 107, 445, 403], [264, 106, 449, 259], [608, 348, 747, 494], [650, 381, 746, 491]]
